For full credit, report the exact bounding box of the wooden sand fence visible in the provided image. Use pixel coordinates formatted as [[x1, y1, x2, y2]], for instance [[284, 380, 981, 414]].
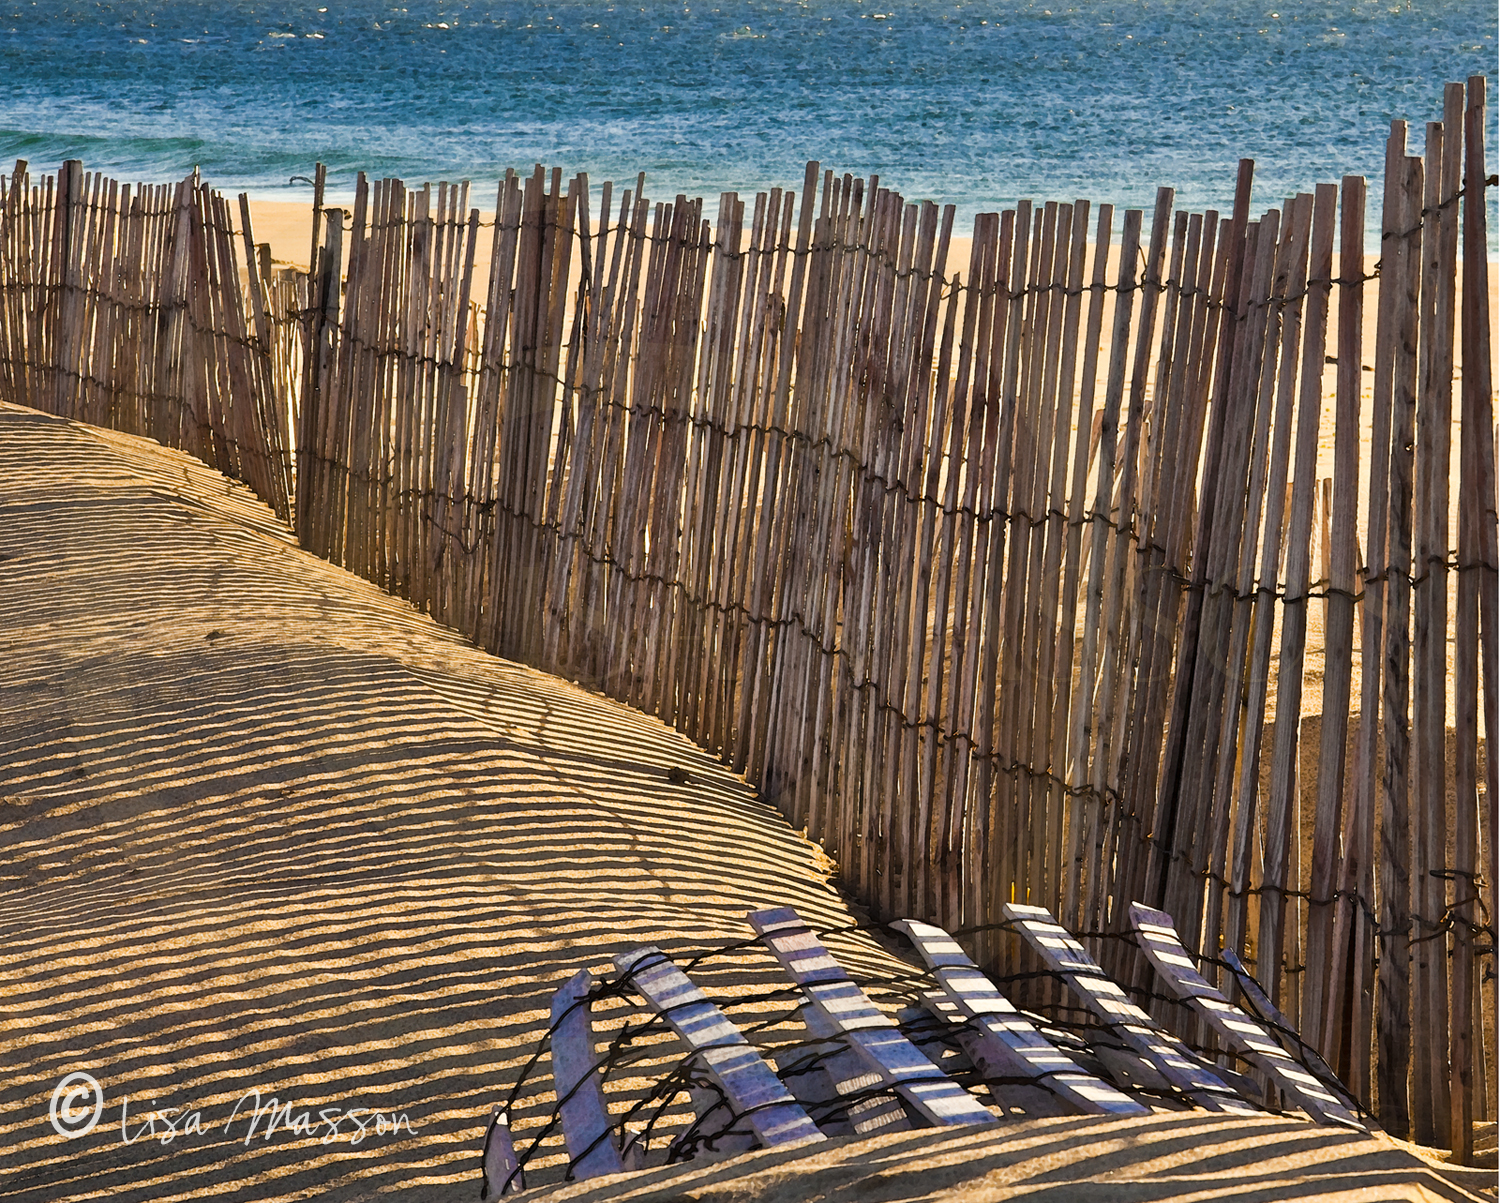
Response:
[[0, 79, 1494, 1158], [0, 161, 295, 522]]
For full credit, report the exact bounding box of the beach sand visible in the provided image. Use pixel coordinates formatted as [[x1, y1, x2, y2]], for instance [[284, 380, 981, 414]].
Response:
[[0, 404, 1494, 1202], [0, 400, 888, 1200]]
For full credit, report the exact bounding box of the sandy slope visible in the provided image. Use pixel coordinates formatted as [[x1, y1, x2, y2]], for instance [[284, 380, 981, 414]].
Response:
[[0, 402, 886, 1200], [528, 1113, 1496, 1203], [0, 403, 1490, 1203]]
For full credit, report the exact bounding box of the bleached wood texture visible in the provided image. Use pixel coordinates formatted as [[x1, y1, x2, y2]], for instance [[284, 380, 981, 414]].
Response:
[[893, 918, 1147, 1117], [748, 907, 995, 1128], [549, 970, 628, 1180]]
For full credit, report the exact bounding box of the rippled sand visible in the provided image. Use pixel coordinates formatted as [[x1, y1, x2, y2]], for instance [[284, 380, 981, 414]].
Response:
[[0, 401, 891, 1200]]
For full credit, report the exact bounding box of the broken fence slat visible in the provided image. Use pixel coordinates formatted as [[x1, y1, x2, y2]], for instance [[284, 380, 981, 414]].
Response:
[[893, 918, 1149, 1117], [550, 969, 632, 1179], [1128, 903, 1364, 1130], [613, 946, 826, 1150], [479, 1107, 523, 1199], [1002, 902, 1260, 1114], [748, 907, 996, 1128]]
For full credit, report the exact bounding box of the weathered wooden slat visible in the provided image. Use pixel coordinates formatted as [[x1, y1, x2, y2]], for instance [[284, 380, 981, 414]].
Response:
[[748, 907, 995, 1127], [549, 969, 629, 1179], [1002, 902, 1258, 1113], [1253, 187, 1331, 1016], [1453, 72, 1495, 1168], [1146, 162, 1252, 934], [1220, 947, 1358, 1119], [1067, 207, 1141, 936], [1091, 188, 1174, 956], [893, 918, 1147, 1116], [613, 946, 826, 1150], [1310, 176, 1367, 1076], [1055, 201, 1113, 932], [1409, 90, 1462, 1149], [1377, 144, 1423, 1140], [992, 201, 1047, 937], [1129, 903, 1363, 1129], [777, 967, 912, 1137], [479, 1107, 523, 1199], [1195, 206, 1288, 964]]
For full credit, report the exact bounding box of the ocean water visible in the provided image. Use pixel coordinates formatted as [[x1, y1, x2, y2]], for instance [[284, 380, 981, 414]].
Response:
[[1, 1, 1495, 245]]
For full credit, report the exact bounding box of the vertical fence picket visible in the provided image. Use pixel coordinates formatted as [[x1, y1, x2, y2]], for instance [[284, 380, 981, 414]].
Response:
[[1312, 176, 1367, 1082], [1454, 72, 1496, 1164]]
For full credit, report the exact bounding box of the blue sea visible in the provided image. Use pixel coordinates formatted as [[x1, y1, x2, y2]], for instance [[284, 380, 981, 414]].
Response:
[[1, 1, 1495, 246]]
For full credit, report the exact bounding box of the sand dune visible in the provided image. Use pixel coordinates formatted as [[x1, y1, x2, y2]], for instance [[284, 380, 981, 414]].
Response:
[[530, 1112, 1495, 1203], [0, 404, 1491, 1203], [0, 402, 890, 1200]]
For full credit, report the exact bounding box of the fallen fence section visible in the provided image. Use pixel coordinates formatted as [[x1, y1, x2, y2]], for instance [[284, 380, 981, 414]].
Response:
[[0, 77, 1493, 1158], [614, 946, 826, 1155], [749, 906, 997, 1128], [491, 905, 1366, 1189], [1003, 902, 1260, 1115]]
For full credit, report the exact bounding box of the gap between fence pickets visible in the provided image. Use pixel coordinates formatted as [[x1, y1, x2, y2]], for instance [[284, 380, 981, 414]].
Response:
[[613, 945, 826, 1155]]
